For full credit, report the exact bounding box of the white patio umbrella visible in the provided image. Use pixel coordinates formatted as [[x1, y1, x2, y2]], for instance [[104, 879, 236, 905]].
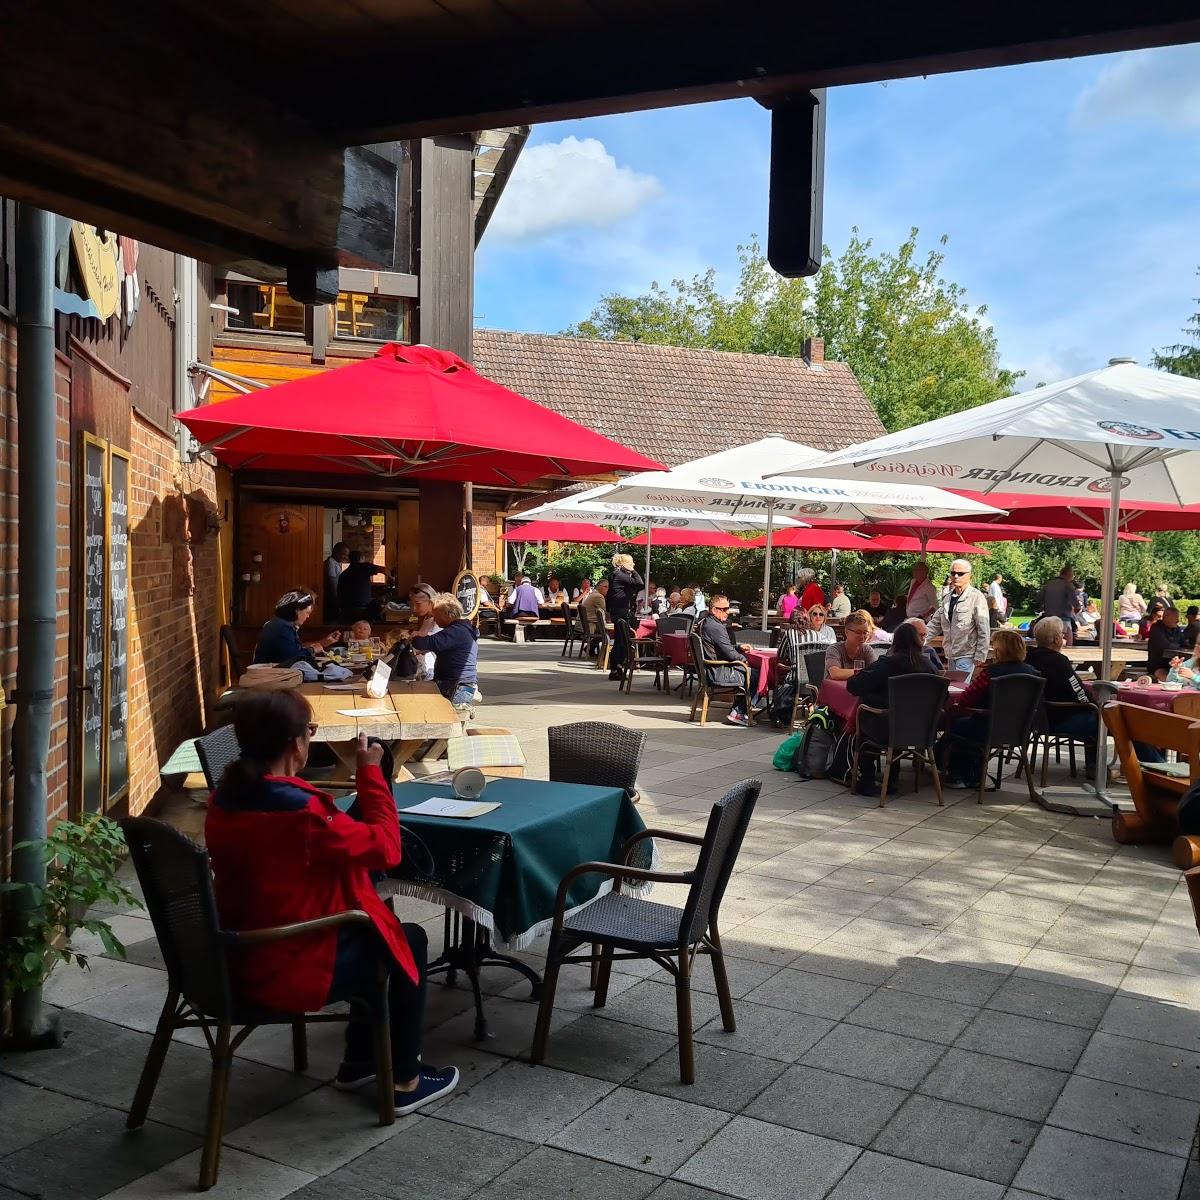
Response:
[[763, 359, 1200, 805], [601, 437, 1004, 629], [516, 484, 802, 605]]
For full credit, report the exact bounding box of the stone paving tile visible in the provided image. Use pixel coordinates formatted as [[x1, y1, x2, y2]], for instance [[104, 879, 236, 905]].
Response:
[[827, 1151, 1005, 1200], [885, 959, 1006, 1007], [865, 893, 973, 929], [536, 1013, 678, 1083], [433, 993, 579, 1060], [1047, 1074, 1200, 1158], [271, 1175, 390, 1200], [694, 1001, 834, 1063], [672, 1115, 859, 1200], [343, 1115, 533, 1199], [918, 1048, 1068, 1122], [1012, 947, 1126, 993], [945, 909, 1053, 948], [984, 975, 1111, 1030], [1074, 1031, 1200, 1101], [550, 1086, 731, 1176], [744, 1063, 907, 1145], [788, 881, 883, 917], [593, 979, 722, 1036], [715, 924, 819, 967], [649, 951, 782, 999], [846, 987, 978, 1045], [628, 1044, 786, 1113], [918, 931, 1029, 974], [97, 1146, 314, 1200], [872, 1094, 1038, 1186], [817, 865, 914, 895], [1013, 1125, 1187, 1200], [471, 1145, 662, 1200], [646, 1182, 732, 1200], [0, 1111, 199, 1200], [956, 1010, 1090, 1072], [0, 1076, 103, 1156], [741, 966, 876, 1020], [800, 1024, 945, 1089], [790, 941, 905, 985], [743, 902, 858, 942], [833, 917, 942, 956], [434, 1061, 613, 1144]]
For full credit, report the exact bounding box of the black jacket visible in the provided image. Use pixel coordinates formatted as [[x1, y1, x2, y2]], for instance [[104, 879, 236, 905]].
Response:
[[1026, 645, 1088, 705], [606, 567, 643, 616], [1148, 623, 1185, 676], [847, 652, 936, 710], [699, 614, 746, 664]]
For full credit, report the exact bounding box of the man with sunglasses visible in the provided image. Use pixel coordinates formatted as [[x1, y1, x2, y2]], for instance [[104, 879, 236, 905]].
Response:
[[925, 559, 990, 677], [698, 593, 758, 726]]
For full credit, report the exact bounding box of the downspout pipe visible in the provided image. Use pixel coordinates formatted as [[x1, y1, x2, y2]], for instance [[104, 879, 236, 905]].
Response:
[[6, 206, 62, 1048]]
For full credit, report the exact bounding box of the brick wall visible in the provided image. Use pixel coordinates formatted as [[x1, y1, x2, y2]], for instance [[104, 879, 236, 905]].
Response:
[[471, 502, 500, 576], [0, 320, 73, 858], [125, 415, 218, 816]]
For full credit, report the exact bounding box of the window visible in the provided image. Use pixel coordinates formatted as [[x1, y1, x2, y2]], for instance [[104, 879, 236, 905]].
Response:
[[222, 281, 413, 344]]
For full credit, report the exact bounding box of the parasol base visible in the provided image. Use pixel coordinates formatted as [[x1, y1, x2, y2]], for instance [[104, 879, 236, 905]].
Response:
[[1033, 781, 1131, 819]]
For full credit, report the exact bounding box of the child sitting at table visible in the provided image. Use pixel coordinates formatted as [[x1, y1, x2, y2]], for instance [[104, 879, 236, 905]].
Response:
[[1167, 648, 1200, 689]]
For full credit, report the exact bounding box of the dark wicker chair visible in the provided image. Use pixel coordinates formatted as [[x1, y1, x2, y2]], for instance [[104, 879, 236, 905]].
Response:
[[219, 624, 245, 684], [803, 649, 828, 689], [548, 720, 646, 799], [614, 619, 668, 692], [579, 604, 612, 670], [195, 724, 241, 791], [120, 818, 394, 1190], [657, 613, 694, 638], [560, 604, 580, 658], [735, 628, 771, 648], [688, 632, 753, 726], [850, 673, 950, 807], [1028, 698, 1100, 785], [944, 673, 1044, 804], [531, 778, 761, 1084]]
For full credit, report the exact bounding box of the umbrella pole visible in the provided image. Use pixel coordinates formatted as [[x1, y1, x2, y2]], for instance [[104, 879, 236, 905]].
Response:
[[761, 501, 774, 632], [644, 525, 652, 604]]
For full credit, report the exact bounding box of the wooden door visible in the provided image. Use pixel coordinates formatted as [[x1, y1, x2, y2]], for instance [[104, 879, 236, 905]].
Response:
[[237, 500, 326, 627]]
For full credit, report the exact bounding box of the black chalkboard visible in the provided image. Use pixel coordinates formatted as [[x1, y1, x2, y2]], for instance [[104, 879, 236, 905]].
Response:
[[80, 437, 106, 814], [454, 570, 480, 621], [107, 450, 130, 804]]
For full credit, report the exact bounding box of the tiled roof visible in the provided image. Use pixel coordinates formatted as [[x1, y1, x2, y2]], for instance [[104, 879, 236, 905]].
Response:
[[472, 330, 883, 467]]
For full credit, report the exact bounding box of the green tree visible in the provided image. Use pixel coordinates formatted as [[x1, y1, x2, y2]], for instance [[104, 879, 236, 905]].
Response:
[[567, 230, 1022, 431], [1152, 270, 1200, 379]]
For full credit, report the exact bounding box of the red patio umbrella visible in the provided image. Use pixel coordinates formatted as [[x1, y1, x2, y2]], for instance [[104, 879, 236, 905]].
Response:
[[823, 519, 1149, 545], [745, 528, 874, 550], [950, 491, 1200, 534], [626, 529, 753, 548], [502, 520, 619, 543], [179, 343, 664, 486], [865, 534, 988, 555]]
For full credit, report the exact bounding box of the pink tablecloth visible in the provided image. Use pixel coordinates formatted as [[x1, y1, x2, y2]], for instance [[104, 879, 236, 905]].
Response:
[[746, 648, 779, 696], [817, 677, 964, 727], [661, 631, 690, 668], [1090, 681, 1185, 713]]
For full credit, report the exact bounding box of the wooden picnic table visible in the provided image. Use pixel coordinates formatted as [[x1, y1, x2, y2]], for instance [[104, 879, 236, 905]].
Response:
[[298, 679, 465, 779], [1063, 644, 1148, 680]]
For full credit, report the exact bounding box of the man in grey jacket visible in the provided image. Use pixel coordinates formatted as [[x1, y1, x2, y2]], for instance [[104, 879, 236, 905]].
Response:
[[925, 559, 990, 673]]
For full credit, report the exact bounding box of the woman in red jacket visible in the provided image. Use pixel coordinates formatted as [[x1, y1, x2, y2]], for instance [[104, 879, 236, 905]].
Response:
[[205, 690, 458, 1114]]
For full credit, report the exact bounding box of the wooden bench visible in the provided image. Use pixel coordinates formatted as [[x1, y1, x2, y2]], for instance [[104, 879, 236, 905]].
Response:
[[1173, 836, 1200, 938], [501, 616, 565, 643], [1103, 701, 1200, 844]]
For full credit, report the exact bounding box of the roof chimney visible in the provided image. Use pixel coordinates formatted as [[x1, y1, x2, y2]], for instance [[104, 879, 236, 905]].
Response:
[[1108, 357, 1137, 366], [803, 336, 824, 365]]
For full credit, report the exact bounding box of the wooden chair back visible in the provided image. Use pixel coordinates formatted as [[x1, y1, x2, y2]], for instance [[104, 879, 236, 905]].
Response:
[[1103, 701, 1200, 844]]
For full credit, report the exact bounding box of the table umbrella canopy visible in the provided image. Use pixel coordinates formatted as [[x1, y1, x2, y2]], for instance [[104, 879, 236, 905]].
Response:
[[841, 519, 1150, 545], [626, 529, 754, 548], [600, 436, 1005, 522], [765, 360, 1200, 805], [502, 520, 619, 544], [865, 534, 988, 555], [178, 343, 665, 486], [745, 527, 875, 550], [950, 491, 1200, 534]]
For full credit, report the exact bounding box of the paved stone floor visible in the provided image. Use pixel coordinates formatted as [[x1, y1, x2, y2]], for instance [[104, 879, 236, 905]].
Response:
[[4, 640, 1200, 1199]]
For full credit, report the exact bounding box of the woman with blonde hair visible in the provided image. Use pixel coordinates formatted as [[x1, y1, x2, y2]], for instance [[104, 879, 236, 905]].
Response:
[[407, 593, 478, 708], [824, 610, 878, 680], [605, 551, 644, 679], [1118, 581, 1147, 624]]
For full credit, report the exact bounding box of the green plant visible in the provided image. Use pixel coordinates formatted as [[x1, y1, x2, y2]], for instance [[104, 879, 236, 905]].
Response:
[[1, 815, 142, 1003]]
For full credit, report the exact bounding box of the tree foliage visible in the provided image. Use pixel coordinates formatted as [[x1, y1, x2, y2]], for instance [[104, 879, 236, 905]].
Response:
[[567, 230, 1022, 431], [1152, 268, 1200, 379]]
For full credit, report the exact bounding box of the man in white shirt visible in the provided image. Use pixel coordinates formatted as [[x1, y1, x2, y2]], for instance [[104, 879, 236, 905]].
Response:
[[905, 561, 938, 620], [693, 587, 707, 614], [829, 584, 852, 620], [987, 572, 1006, 616]]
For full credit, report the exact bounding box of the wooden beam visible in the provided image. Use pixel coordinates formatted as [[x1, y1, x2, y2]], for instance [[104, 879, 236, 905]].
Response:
[[0, 2, 397, 273], [330, 2, 1200, 139]]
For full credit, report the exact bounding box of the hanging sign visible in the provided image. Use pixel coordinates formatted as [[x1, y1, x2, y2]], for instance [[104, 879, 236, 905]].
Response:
[[453, 570, 481, 620], [261, 506, 309, 535], [70, 223, 121, 320]]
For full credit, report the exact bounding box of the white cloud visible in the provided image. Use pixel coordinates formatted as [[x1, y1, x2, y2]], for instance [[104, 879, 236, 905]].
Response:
[[488, 136, 663, 240], [1073, 44, 1200, 131]]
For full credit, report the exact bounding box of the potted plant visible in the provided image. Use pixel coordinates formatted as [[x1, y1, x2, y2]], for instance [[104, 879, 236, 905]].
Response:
[[1, 814, 143, 1029]]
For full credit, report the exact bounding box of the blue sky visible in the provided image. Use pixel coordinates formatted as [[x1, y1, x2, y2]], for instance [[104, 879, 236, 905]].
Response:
[[475, 43, 1200, 387]]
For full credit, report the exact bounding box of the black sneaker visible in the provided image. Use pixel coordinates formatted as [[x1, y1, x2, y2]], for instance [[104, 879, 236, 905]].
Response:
[[333, 1061, 376, 1091], [394, 1066, 460, 1115]]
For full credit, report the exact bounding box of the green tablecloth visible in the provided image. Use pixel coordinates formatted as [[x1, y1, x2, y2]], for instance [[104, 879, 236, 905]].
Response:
[[386, 778, 650, 948]]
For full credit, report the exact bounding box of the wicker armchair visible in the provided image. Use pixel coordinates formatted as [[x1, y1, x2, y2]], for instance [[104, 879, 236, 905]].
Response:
[[614, 619, 668, 692], [531, 779, 761, 1084], [688, 632, 753, 726], [548, 720, 646, 799], [120, 818, 394, 1190], [195, 724, 241, 791], [944, 673, 1044, 805], [850, 673, 949, 807]]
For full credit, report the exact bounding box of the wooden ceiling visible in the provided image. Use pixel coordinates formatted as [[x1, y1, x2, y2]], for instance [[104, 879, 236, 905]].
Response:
[[1, 1, 1196, 277]]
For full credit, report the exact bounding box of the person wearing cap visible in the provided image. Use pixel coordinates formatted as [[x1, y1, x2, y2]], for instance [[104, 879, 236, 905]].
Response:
[[409, 584, 439, 679]]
